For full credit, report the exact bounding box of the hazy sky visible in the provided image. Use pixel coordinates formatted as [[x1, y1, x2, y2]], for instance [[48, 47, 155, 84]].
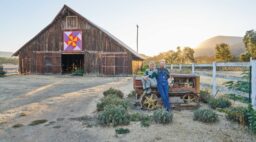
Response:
[[0, 0, 256, 56]]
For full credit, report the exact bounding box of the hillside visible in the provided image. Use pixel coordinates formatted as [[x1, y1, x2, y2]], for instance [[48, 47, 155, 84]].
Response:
[[0, 51, 13, 57], [194, 36, 245, 57]]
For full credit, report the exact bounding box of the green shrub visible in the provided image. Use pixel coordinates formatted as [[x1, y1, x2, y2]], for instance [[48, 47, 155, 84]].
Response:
[[103, 88, 124, 98], [29, 119, 48, 126], [208, 97, 231, 109], [224, 94, 250, 104], [153, 109, 173, 124], [193, 109, 218, 123], [115, 128, 130, 134], [247, 104, 256, 133], [97, 105, 130, 126], [72, 69, 84, 76], [130, 112, 142, 121], [225, 107, 248, 125], [97, 94, 128, 111], [224, 71, 250, 93], [140, 115, 151, 127], [12, 123, 24, 128], [129, 112, 151, 127], [199, 89, 212, 103]]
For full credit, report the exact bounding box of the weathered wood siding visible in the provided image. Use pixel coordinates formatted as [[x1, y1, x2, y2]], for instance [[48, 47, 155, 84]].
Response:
[[16, 6, 142, 75]]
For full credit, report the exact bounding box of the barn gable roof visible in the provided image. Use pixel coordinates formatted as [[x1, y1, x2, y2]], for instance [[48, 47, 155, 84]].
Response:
[[13, 5, 144, 60]]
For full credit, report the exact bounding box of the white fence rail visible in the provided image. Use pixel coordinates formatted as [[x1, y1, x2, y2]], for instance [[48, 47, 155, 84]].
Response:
[[1, 65, 19, 75], [167, 59, 256, 108]]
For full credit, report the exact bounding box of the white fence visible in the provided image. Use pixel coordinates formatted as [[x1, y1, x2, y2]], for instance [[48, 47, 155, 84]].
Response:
[[167, 59, 256, 108], [1, 64, 19, 75]]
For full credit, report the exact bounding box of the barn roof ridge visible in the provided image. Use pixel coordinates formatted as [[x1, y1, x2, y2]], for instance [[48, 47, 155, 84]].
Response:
[[13, 4, 144, 60]]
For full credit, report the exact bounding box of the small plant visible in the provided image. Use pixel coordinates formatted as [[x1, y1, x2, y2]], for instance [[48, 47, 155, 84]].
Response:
[[225, 107, 248, 125], [199, 89, 212, 103], [72, 68, 84, 76], [129, 112, 142, 121], [129, 113, 151, 127], [29, 119, 48, 126], [224, 70, 250, 94], [103, 88, 124, 98], [246, 104, 256, 133], [193, 109, 218, 123], [153, 109, 173, 124], [208, 97, 231, 109], [140, 115, 151, 127], [97, 94, 128, 111], [97, 105, 130, 126], [12, 123, 24, 128], [115, 128, 130, 134]]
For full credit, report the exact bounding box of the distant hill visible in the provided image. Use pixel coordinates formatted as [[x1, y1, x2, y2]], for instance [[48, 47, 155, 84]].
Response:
[[0, 51, 13, 57], [194, 36, 246, 57]]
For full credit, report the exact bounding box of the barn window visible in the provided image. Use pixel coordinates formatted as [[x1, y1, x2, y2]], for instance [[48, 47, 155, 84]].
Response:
[[66, 16, 78, 29]]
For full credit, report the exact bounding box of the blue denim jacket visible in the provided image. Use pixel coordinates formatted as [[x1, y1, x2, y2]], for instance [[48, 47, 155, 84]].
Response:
[[156, 68, 170, 85]]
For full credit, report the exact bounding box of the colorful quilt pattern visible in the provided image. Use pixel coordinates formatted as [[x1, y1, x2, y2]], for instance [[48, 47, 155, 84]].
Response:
[[64, 31, 82, 51]]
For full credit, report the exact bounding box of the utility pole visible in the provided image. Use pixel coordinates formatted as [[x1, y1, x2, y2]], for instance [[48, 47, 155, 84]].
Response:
[[136, 24, 139, 53]]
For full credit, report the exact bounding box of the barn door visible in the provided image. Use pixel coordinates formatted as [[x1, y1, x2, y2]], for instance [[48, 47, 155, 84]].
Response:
[[44, 53, 61, 74], [35, 53, 44, 74], [21, 58, 31, 74], [101, 54, 115, 75], [35, 53, 61, 74], [100, 53, 128, 75]]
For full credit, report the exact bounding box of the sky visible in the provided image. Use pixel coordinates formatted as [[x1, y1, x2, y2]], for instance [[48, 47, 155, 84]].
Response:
[[0, 0, 256, 56]]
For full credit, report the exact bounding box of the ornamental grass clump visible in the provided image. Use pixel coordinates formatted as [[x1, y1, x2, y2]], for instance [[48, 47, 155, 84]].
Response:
[[208, 97, 231, 109], [225, 106, 248, 125], [97, 105, 130, 126], [96, 94, 128, 111], [193, 109, 218, 123], [153, 109, 173, 124], [140, 115, 151, 127], [103, 88, 124, 98]]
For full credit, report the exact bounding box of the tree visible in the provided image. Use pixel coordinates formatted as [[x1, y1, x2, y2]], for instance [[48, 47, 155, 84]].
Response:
[[146, 46, 195, 64], [242, 30, 256, 60], [164, 46, 195, 64], [182, 47, 195, 63], [215, 43, 233, 62], [240, 52, 251, 61]]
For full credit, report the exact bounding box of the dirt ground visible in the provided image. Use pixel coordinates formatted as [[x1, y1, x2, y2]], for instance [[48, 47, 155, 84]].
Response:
[[0, 75, 255, 142]]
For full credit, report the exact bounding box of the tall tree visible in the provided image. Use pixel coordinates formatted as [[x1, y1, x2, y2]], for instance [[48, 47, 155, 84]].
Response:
[[215, 43, 233, 62], [241, 30, 256, 61], [182, 47, 195, 63]]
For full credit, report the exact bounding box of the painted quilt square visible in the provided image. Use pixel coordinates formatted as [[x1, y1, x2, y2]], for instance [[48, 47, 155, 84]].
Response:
[[64, 31, 82, 51]]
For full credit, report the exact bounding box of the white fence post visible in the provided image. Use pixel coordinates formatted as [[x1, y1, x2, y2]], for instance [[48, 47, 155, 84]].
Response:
[[192, 63, 195, 74], [251, 60, 256, 108], [212, 62, 217, 96], [179, 64, 182, 71], [170, 64, 173, 70]]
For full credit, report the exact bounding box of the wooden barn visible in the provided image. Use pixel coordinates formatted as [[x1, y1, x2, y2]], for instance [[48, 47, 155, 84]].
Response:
[[13, 5, 144, 75]]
